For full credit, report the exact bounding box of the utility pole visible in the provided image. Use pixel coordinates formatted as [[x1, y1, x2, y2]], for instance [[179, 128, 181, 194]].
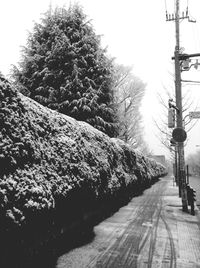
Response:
[[166, 0, 199, 212], [175, 0, 188, 212], [167, 0, 188, 211]]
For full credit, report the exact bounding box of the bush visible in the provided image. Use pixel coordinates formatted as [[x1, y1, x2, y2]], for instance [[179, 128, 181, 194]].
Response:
[[0, 75, 167, 266]]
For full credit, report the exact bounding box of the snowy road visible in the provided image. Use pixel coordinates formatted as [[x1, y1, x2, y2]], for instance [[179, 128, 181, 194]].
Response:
[[56, 177, 178, 268]]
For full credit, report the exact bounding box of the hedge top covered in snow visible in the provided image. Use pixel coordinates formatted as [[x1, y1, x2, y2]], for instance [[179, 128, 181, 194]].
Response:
[[0, 75, 166, 230]]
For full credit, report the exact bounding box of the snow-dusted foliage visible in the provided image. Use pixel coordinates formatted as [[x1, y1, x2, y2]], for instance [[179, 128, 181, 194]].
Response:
[[12, 5, 117, 137], [0, 76, 166, 249]]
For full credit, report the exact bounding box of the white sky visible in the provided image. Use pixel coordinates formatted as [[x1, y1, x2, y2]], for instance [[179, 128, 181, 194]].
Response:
[[1, 0, 200, 158]]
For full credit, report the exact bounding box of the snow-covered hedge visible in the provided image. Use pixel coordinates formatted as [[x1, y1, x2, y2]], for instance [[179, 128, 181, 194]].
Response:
[[0, 76, 166, 259]]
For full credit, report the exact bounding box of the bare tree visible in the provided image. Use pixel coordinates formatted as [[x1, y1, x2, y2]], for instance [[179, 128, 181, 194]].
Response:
[[112, 64, 149, 153], [154, 82, 199, 155]]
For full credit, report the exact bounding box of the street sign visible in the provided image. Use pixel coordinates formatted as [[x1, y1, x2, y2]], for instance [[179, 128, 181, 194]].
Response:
[[172, 127, 187, 142], [189, 111, 200, 119]]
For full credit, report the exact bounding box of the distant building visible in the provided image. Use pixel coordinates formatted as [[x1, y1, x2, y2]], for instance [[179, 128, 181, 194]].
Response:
[[151, 155, 166, 166]]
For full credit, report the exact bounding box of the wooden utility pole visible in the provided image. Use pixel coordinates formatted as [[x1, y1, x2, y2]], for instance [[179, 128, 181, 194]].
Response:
[[167, 0, 189, 211], [167, 0, 199, 212], [174, 0, 188, 212]]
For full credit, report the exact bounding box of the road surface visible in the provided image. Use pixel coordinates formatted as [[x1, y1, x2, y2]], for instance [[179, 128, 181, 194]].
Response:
[[56, 177, 178, 268]]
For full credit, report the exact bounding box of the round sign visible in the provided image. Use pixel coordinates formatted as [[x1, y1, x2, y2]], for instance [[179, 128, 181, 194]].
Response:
[[172, 127, 187, 142]]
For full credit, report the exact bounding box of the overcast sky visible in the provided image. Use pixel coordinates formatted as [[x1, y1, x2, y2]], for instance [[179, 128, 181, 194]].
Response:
[[1, 0, 200, 158]]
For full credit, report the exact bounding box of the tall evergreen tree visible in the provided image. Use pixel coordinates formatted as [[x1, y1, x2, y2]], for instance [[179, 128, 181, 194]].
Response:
[[12, 5, 117, 137]]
